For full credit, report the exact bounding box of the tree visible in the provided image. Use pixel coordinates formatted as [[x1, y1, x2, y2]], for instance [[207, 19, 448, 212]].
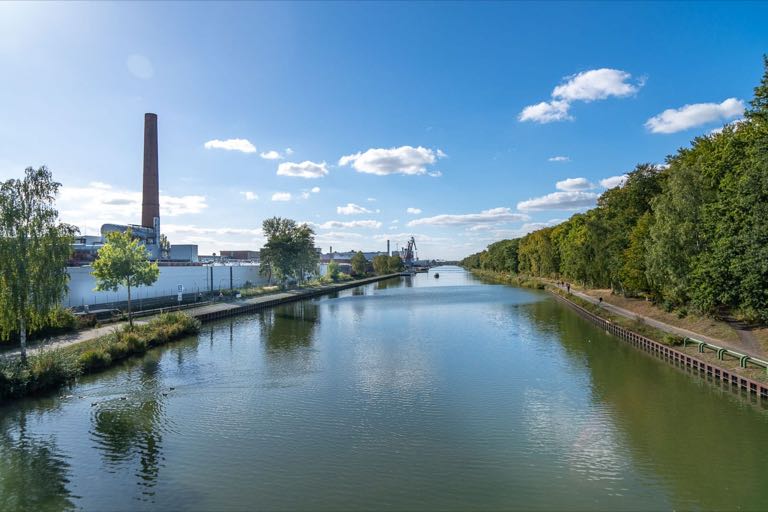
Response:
[[327, 260, 340, 281], [260, 217, 318, 286], [387, 254, 405, 273], [745, 54, 768, 124], [351, 251, 367, 276], [159, 234, 170, 260], [92, 230, 159, 327], [372, 254, 389, 275], [0, 167, 76, 360]]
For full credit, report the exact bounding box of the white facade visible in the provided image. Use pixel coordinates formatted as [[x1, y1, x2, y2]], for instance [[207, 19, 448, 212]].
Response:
[[64, 265, 268, 307]]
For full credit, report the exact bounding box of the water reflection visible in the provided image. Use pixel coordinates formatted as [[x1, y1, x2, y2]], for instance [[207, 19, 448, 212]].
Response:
[[525, 300, 768, 510], [90, 354, 168, 500], [259, 301, 319, 380], [0, 407, 75, 512], [261, 301, 319, 351], [375, 277, 402, 291]]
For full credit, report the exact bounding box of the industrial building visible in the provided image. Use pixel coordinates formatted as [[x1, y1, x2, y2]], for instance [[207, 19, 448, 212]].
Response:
[[70, 113, 197, 265]]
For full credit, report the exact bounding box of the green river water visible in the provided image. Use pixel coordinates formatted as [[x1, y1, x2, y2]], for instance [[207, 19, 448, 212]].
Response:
[[1, 267, 767, 511]]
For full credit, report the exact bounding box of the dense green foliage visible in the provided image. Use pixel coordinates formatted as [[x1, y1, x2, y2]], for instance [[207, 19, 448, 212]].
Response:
[[0, 312, 201, 400], [0, 167, 77, 359], [327, 260, 341, 281], [463, 58, 768, 322], [259, 217, 319, 285], [351, 251, 368, 276], [372, 254, 405, 275], [92, 230, 160, 327]]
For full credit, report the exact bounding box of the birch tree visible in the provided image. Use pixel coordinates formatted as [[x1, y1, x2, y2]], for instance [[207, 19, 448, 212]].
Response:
[[0, 167, 76, 360]]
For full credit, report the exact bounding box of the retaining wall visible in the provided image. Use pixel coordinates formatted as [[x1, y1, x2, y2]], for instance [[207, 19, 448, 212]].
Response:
[[553, 294, 768, 399]]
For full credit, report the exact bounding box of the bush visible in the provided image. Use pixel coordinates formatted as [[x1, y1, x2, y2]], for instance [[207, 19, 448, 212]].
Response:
[[0, 349, 80, 399], [664, 334, 686, 346], [1, 312, 202, 401], [78, 348, 112, 372], [676, 308, 688, 319], [77, 314, 98, 329]]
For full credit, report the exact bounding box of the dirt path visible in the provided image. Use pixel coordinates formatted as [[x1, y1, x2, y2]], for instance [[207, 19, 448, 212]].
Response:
[[565, 288, 767, 359]]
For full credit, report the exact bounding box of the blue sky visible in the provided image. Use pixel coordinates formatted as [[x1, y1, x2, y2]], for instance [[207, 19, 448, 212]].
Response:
[[1, 2, 766, 259]]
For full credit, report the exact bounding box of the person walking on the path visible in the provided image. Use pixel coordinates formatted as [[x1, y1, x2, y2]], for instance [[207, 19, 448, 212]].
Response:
[[566, 283, 571, 294]]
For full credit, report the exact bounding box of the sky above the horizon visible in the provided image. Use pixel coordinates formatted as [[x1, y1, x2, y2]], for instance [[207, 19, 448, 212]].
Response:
[[1, 2, 766, 260]]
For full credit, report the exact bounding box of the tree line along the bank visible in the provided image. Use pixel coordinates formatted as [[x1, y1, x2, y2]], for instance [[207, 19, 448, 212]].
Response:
[[463, 57, 768, 323]]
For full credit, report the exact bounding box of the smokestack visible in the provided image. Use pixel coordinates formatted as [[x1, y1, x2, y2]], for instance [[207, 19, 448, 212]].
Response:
[[387, 240, 390, 256], [141, 113, 160, 229]]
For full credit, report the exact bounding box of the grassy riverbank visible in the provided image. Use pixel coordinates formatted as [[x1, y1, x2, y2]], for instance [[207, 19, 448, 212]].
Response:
[[0, 312, 201, 401]]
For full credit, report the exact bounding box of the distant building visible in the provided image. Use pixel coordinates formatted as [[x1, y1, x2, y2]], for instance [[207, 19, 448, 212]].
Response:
[[170, 244, 199, 262], [220, 250, 260, 262]]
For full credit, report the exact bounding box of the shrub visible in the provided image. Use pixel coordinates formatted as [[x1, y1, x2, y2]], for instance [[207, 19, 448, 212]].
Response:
[[77, 314, 98, 329], [676, 308, 688, 319], [664, 334, 686, 346], [78, 348, 112, 372]]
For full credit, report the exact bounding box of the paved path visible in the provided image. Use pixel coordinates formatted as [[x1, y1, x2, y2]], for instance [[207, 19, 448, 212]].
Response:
[[0, 320, 149, 359], [563, 287, 766, 359]]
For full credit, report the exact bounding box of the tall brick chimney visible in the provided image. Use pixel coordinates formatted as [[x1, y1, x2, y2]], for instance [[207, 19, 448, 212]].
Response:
[[141, 113, 160, 229]]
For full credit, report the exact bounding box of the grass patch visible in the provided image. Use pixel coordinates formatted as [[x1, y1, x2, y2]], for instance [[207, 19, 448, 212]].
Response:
[[0, 312, 201, 400]]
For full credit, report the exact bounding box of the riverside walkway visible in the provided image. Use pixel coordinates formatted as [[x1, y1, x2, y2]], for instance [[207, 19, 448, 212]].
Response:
[[564, 286, 766, 359], [1, 274, 406, 359]]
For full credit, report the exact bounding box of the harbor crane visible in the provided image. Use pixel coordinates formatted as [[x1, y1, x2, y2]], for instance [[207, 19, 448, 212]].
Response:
[[402, 236, 418, 267]]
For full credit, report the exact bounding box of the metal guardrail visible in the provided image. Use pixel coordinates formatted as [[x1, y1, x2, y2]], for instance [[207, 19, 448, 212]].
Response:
[[682, 337, 768, 373]]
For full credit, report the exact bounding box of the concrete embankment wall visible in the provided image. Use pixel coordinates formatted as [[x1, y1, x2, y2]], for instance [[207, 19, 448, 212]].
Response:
[[553, 294, 768, 399], [191, 274, 408, 323], [65, 265, 269, 308]]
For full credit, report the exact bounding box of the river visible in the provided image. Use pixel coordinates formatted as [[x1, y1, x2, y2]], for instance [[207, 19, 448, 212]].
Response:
[[2, 266, 767, 511]]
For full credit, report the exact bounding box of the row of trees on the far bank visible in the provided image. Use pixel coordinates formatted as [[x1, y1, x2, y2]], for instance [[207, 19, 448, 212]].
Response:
[[463, 57, 768, 323]]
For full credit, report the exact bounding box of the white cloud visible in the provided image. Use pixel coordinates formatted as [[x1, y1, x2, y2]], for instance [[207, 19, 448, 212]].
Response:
[[317, 220, 382, 230], [271, 192, 292, 202], [555, 177, 595, 191], [260, 150, 283, 160], [552, 69, 641, 102], [548, 156, 570, 162], [428, 170, 443, 178], [407, 207, 528, 227], [126, 54, 154, 79], [339, 146, 444, 176], [406, 207, 422, 215], [285, 148, 294, 155], [520, 68, 642, 123], [367, 197, 377, 202], [204, 138, 257, 153], [519, 100, 572, 123], [58, 183, 207, 232], [314, 231, 364, 242], [710, 117, 747, 135], [311, 187, 320, 193], [241, 191, 258, 201], [373, 232, 450, 244], [600, 175, 628, 189], [337, 203, 374, 215], [277, 160, 329, 179], [645, 98, 744, 134], [517, 191, 599, 211], [163, 224, 263, 237]]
